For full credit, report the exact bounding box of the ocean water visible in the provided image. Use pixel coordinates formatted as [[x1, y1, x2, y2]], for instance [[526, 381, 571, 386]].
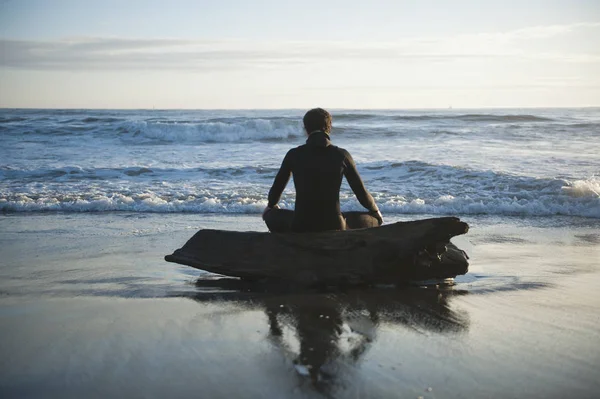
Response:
[[2, 108, 600, 398], [1, 108, 599, 218]]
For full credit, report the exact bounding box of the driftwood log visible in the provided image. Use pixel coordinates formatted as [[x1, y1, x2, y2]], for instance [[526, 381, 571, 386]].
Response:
[[165, 217, 469, 286]]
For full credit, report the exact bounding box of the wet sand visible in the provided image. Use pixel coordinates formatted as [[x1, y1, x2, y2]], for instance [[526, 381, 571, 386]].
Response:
[[1, 213, 599, 398]]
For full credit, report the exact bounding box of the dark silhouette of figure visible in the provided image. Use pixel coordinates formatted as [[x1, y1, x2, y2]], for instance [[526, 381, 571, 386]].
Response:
[[188, 278, 470, 392], [263, 108, 383, 233]]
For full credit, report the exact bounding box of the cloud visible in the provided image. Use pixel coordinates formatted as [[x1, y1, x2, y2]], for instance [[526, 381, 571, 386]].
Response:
[[1, 22, 599, 71], [483, 21, 600, 41]]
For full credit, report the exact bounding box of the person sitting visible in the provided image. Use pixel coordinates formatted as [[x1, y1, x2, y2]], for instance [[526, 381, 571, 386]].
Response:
[[263, 108, 383, 233]]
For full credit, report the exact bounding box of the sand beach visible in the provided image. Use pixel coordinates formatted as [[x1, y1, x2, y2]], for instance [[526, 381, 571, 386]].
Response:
[[1, 212, 598, 398]]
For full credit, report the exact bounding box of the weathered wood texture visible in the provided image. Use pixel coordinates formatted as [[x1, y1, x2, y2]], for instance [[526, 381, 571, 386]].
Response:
[[165, 217, 469, 285]]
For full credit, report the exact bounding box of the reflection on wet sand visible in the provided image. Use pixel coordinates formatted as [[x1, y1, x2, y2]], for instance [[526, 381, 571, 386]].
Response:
[[186, 279, 470, 391]]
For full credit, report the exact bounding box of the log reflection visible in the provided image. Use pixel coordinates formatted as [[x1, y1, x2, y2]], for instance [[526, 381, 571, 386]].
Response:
[[187, 279, 469, 389]]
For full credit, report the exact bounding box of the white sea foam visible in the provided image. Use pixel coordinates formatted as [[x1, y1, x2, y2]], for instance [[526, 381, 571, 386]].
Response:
[[1, 108, 599, 218], [1, 176, 598, 217], [124, 118, 304, 143], [562, 177, 600, 198]]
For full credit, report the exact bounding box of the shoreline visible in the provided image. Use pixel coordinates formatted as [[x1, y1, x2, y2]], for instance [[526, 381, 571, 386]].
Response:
[[1, 212, 599, 398]]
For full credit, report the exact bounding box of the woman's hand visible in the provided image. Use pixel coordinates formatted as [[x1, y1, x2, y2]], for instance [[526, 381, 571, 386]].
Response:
[[262, 204, 279, 220], [373, 209, 384, 225]]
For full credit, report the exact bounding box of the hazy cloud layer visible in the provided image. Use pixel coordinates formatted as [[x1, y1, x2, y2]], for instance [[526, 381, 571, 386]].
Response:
[[2, 22, 599, 71]]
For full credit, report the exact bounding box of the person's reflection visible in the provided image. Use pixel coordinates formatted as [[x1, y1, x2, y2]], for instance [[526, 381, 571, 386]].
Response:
[[189, 279, 469, 389], [264, 287, 468, 389], [266, 297, 345, 384]]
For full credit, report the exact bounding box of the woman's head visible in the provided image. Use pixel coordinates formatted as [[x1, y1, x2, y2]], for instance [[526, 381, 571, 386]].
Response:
[[303, 108, 332, 134]]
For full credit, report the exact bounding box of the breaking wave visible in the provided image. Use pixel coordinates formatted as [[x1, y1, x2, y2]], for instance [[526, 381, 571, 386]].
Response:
[[1, 162, 598, 218], [2, 108, 598, 218], [121, 118, 304, 143], [334, 113, 554, 123]]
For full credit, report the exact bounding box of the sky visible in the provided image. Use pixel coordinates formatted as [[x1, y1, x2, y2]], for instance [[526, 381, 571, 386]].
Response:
[[1, 0, 599, 109]]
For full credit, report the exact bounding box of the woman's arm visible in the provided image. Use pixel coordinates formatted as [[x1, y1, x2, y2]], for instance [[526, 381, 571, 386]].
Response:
[[263, 150, 293, 218], [343, 150, 383, 223]]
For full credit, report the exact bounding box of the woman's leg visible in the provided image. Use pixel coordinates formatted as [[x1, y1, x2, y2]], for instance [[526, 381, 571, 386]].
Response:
[[342, 211, 382, 229], [264, 209, 380, 233]]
